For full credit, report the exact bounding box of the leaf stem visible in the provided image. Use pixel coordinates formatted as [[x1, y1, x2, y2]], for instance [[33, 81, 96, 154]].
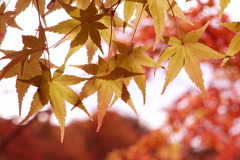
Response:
[[48, 13, 108, 49], [166, 0, 183, 42], [108, 0, 121, 61], [129, 0, 146, 46]]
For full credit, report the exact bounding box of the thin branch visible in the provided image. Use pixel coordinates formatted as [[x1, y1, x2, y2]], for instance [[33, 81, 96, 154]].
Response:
[[166, 0, 183, 41], [130, 0, 147, 46]]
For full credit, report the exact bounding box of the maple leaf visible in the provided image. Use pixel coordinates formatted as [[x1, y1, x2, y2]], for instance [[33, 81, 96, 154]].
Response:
[[0, 2, 22, 46], [72, 57, 141, 131], [219, 0, 231, 19], [218, 22, 240, 65], [114, 41, 163, 104], [0, 25, 51, 115], [46, 0, 108, 57], [0, 24, 48, 80], [14, 0, 45, 16], [147, 0, 193, 49], [19, 63, 90, 142], [123, 0, 136, 30], [158, 22, 224, 96]]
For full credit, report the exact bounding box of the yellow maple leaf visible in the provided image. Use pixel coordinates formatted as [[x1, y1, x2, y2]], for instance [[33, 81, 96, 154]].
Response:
[[0, 2, 22, 46], [0, 25, 52, 115], [114, 41, 163, 104], [14, 0, 45, 16], [158, 22, 224, 96], [219, 0, 231, 19], [147, 0, 193, 49], [72, 57, 141, 131], [219, 22, 240, 65], [19, 63, 90, 142], [46, 0, 107, 59]]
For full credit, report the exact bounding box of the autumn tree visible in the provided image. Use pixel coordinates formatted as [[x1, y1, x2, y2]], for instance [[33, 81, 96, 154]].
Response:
[[105, 0, 240, 159], [0, 112, 146, 160], [0, 0, 239, 146]]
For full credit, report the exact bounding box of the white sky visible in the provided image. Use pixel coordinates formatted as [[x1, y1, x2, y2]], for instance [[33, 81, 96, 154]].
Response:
[[0, 0, 240, 130]]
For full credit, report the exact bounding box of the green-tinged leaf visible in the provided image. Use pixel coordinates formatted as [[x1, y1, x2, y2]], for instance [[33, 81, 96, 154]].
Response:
[[158, 23, 224, 96], [49, 82, 66, 143]]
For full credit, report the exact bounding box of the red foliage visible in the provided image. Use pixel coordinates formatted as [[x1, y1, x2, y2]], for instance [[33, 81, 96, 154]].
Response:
[[0, 112, 146, 160], [105, 0, 240, 159]]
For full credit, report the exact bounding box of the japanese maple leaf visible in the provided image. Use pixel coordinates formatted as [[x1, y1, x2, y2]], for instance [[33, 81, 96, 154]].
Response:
[[0, 2, 22, 46], [46, 0, 107, 56], [0, 24, 48, 80], [218, 22, 240, 65], [114, 41, 163, 104], [14, 0, 45, 16], [72, 57, 141, 131], [219, 0, 231, 19], [45, 0, 90, 16], [158, 22, 224, 96], [0, 26, 51, 115], [19, 63, 90, 142], [147, 0, 193, 49]]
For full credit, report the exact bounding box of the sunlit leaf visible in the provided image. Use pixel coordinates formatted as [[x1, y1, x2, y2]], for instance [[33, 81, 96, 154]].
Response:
[[158, 22, 224, 96]]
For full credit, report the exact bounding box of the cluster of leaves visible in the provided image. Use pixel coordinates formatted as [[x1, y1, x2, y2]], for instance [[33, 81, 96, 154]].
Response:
[[0, 0, 239, 141], [104, 1, 240, 159]]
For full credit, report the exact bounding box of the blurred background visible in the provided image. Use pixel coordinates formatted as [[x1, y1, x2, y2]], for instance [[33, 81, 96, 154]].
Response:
[[1, 0, 240, 159]]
